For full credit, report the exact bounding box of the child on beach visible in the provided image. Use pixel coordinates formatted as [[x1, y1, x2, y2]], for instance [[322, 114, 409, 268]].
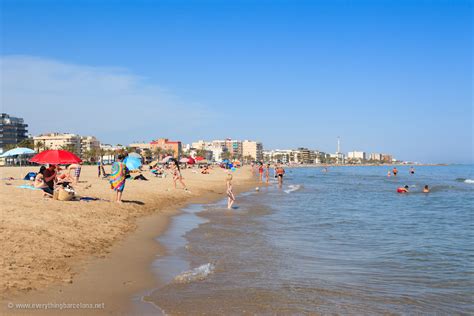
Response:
[[226, 172, 235, 209], [109, 154, 127, 203]]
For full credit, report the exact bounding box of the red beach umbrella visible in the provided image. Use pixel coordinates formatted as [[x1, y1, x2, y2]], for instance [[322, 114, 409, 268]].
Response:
[[187, 157, 196, 164], [30, 150, 82, 165], [195, 156, 205, 161]]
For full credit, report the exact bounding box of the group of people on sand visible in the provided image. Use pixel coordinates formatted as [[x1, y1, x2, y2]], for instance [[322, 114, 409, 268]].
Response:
[[34, 163, 81, 197], [108, 155, 190, 203]]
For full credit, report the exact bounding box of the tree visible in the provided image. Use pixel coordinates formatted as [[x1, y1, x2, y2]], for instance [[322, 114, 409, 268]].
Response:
[[195, 149, 207, 158], [17, 138, 34, 149], [60, 144, 78, 154], [153, 147, 164, 160], [220, 151, 231, 161]]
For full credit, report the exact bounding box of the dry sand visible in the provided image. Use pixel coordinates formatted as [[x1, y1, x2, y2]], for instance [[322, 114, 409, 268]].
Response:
[[0, 164, 255, 314]]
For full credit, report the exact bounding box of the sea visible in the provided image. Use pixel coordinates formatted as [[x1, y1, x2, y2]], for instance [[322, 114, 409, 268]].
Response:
[[140, 165, 474, 315]]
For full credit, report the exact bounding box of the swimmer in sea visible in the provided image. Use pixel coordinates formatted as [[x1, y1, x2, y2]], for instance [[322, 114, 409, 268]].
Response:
[[393, 167, 398, 176], [387, 171, 391, 177], [423, 185, 430, 193], [397, 185, 409, 193], [410, 167, 415, 175]]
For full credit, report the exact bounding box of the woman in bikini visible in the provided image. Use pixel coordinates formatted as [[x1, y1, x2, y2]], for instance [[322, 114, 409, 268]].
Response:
[[171, 159, 188, 190], [226, 172, 235, 209]]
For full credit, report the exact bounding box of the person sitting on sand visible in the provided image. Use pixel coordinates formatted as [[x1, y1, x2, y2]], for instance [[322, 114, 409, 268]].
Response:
[[397, 185, 409, 193], [34, 166, 53, 197], [43, 164, 57, 191], [423, 185, 430, 193], [226, 172, 235, 209], [109, 154, 127, 203], [201, 165, 210, 174]]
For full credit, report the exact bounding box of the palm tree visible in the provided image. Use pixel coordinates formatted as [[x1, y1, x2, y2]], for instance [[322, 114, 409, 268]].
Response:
[[153, 147, 164, 160]]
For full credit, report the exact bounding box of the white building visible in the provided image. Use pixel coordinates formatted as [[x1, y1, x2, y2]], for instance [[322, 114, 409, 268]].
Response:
[[369, 153, 382, 161], [347, 151, 366, 160]]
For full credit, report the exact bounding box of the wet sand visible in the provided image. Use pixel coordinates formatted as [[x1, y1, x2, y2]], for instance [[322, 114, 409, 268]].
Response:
[[0, 165, 255, 314]]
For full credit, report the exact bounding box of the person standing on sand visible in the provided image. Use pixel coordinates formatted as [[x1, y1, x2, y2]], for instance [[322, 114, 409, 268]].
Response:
[[226, 172, 235, 209], [97, 158, 102, 178], [170, 159, 188, 191], [276, 165, 285, 187], [109, 154, 127, 203]]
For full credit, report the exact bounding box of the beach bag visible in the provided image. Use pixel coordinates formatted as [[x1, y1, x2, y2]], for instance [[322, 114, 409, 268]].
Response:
[[24, 172, 37, 181], [54, 187, 75, 201]]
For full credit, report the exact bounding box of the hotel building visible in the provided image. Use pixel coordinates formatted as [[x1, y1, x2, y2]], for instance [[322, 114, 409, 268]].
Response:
[[0, 113, 29, 154]]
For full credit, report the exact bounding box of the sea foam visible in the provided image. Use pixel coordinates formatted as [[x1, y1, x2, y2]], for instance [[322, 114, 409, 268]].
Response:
[[173, 263, 215, 284], [284, 184, 301, 194], [464, 179, 474, 184]]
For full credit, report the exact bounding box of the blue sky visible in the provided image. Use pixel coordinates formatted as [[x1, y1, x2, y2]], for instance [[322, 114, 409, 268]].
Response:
[[1, 0, 472, 163]]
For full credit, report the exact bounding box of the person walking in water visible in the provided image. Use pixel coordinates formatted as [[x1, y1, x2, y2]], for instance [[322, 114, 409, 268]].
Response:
[[258, 163, 264, 182], [226, 172, 235, 209], [265, 163, 271, 184], [170, 159, 188, 191], [392, 167, 398, 176], [109, 154, 127, 203], [275, 165, 285, 187]]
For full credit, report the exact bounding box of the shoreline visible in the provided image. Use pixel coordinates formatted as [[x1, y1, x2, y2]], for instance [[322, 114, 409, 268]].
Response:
[[0, 165, 257, 314]]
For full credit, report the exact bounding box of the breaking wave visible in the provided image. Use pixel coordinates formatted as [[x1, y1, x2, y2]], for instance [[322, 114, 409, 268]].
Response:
[[173, 263, 215, 284]]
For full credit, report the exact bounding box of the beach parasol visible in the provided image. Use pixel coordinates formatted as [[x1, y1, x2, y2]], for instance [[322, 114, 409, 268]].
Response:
[[180, 157, 190, 163], [30, 150, 82, 165], [0, 147, 36, 157], [161, 156, 173, 163], [194, 156, 205, 161], [124, 156, 142, 170]]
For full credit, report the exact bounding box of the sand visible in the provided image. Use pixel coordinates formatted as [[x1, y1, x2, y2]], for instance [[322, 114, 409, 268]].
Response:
[[0, 164, 255, 314]]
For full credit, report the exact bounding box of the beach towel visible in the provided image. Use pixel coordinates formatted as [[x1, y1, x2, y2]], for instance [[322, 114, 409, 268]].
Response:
[[16, 184, 42, 190], [109, 162, 126, 192]]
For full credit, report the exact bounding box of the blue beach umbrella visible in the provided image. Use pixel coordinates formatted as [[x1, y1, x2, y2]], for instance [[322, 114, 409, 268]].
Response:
[[0, 147, 35, 157], [124, 156, 142, 170], [128, 152, 142, 159]]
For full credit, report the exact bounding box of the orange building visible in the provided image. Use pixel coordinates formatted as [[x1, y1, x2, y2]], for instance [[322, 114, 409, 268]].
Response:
[[150, 138, 182, 158]]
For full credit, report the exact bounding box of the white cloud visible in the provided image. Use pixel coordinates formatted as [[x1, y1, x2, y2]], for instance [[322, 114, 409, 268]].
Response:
[[0, 55, 213, 144]]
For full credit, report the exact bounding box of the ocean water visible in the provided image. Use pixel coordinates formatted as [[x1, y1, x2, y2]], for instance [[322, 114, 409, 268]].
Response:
[[147, 165, 474, 315]]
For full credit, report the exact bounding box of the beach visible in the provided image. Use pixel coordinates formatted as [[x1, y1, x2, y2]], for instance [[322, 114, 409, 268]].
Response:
[[0, 164, 255, 314]]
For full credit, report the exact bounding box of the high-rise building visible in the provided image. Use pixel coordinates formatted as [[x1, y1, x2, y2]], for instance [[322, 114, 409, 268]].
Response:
[[242, 140, 263, 161], [0, 113, 29, 153]]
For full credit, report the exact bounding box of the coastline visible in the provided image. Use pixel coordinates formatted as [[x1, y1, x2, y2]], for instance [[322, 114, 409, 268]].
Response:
[[0, 165, 256, 314]]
